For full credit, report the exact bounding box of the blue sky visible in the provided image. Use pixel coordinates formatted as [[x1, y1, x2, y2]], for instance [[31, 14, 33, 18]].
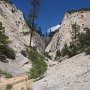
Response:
[[12, 0, 90, 33]]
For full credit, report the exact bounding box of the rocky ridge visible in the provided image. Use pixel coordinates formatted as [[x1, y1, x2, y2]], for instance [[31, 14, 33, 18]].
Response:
[[0, 1, 45, 76], [46, 9, 90, 59], [33, 53, 90, 90], [32, 9, 90, 90]]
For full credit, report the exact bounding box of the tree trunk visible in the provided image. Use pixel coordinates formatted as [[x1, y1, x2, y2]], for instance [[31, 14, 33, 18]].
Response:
[[30, 31, 33, 47]]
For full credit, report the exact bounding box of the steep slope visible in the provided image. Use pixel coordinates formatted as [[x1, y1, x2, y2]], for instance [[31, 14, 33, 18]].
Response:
[[0, 1, 45, 76], [33, 53, 90, 90], [45, 9, 90, 59]]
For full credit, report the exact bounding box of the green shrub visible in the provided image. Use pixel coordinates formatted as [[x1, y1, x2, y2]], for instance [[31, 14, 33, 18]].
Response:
[[0, 70, 13, 78], [55, 27, 90, 58], [68, 45, 79, 57], [60, 44, 79, 58], [27, 48, 38, 60], [0, 22, 16, 60], [43, 52, 51, 59], [11, 9, 16, 13], [0, 21, 5, 30], [0, 31, 9, 44], [26, 47, 44, 61], [0, 54, 7, 63], [31, 46, 37, 51], [3, 72, 12, 78], [61, 44, 70, 57], [79, 46, 86, 53], [5, 46, 16, 60], [55, 50, 61, 59], [21, 50, 27, 57], [85, 47, 90, 55], [27, 47, 47, 79], [0, 22, 9, 45], [21, 47, 37, 58], [0, 45, 16, 60], [22, 31, 30, 36], [5, 84, 12, 90], [28, 58, 47, 79]]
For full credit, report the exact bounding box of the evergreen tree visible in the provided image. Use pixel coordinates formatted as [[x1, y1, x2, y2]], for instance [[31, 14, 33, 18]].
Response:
[[37, 26, 43, 36], [0, 22, 9, 45], [78, 27, 90, 47], [71, 22, 80, 45], [48, 29, 53, 37], [61, 44, 70, 57], [28, 0, 41, 46], [46, 31, 48, 37]]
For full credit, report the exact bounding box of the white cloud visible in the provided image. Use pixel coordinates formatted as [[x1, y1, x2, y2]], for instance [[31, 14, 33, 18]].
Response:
[[48, 25, 60, 32]]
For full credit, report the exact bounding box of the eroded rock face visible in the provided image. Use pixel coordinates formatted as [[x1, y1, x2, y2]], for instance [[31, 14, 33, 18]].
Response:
[[45, 10, 90, 59], [33, 53, 90, 90], [0, 1, 45, 76], [33, 9, 90, 90]]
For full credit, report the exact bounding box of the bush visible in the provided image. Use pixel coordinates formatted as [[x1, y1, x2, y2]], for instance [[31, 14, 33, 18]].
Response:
[[0, 70, 13, 78], [43, 52, 51, 59], [3, 72, 12, 78], [11, 9, 16, 13], [27, 47, 47, 79], [0, 22, 5, 30], [22, 31, 30, 36], [27, 48, 38, 60], [26, 47, 44, 60], [4, 46, 16, 60], [55, 27, 90, 58], [0, 45, 16, 60], [60, 44, 79, 58], [0, 31, 9, 44], [55, 50, 61, 59], [85, 47, 90, 55], [61, 44, 70, 57], [79, 46, 86, 53], [0, 22, 9, 45], [31, 46, 37, 51], [28, 58, 47, 79], [0, 54, 8, 63], [68, 45, 79, 58], [6, 84, 12, 90], [21, 50, 27, 57], [0, 22, 15, 60]]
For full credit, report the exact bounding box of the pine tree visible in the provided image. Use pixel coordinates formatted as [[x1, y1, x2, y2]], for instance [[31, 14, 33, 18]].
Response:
[[0, 22, 9, 45], [37, 26, 43, 36], [28, 0, 41, 46], [71, 22, 80, 45]]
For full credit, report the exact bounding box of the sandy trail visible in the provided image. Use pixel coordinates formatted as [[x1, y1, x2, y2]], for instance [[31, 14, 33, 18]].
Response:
[[0, 75, 33, 90]]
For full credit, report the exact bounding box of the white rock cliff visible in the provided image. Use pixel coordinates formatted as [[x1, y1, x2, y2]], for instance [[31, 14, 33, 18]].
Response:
[[46, 9, 90, 59], [0, 1, 45, 76], [32, 9, 90, 90], [33, 53, 90, 90]]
